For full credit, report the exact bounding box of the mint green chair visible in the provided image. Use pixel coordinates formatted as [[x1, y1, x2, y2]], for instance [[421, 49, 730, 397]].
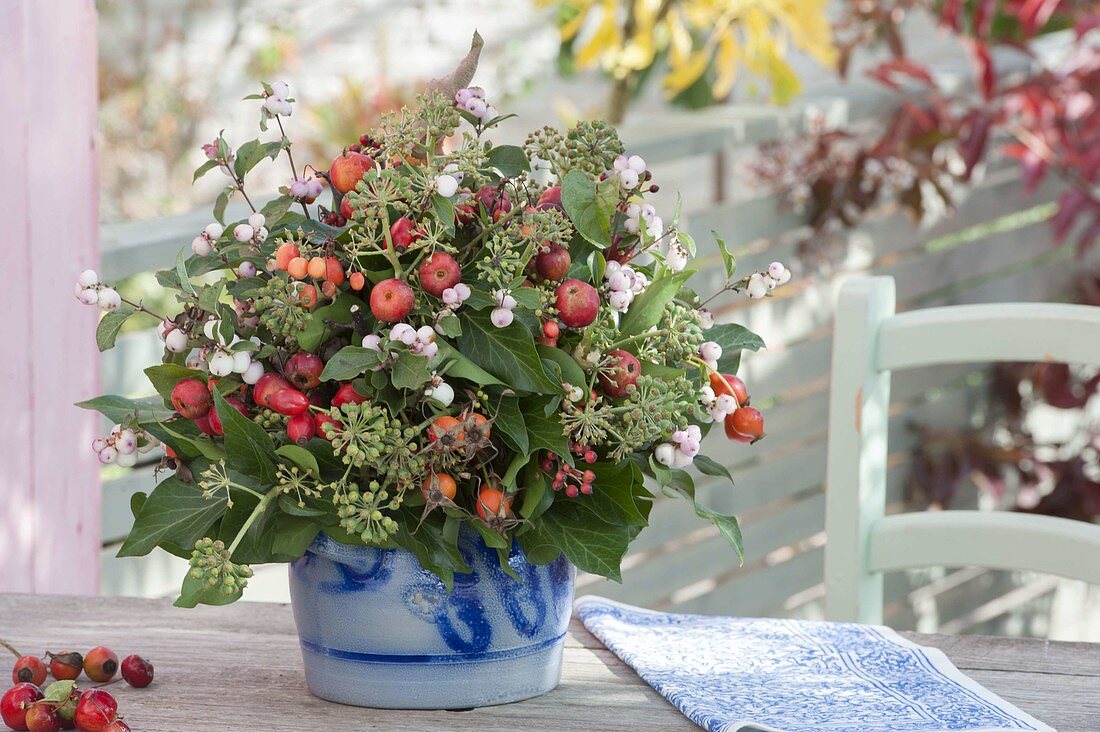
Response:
[[824, 276, 1100, 623]]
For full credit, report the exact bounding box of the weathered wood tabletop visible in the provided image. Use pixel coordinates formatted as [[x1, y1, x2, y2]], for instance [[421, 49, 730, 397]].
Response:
[[1, 594, 1097, 731]]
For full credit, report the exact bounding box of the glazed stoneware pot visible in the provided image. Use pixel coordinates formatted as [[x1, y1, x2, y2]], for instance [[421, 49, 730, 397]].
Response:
[[288, 530, 576, 709]]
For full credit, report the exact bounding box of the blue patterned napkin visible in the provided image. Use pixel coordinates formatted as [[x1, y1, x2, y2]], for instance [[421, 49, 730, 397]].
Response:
[[575, 596, 1054, 732]]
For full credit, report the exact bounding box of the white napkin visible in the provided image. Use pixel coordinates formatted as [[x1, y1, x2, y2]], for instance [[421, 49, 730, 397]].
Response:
[[575, 596, 1054, 732]]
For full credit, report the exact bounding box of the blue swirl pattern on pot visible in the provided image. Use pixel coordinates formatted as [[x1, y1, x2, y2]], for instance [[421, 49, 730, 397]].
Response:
[[289, 529, 576, 709]]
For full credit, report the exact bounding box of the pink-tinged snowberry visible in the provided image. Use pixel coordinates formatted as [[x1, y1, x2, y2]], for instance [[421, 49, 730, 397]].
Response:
[[418, 252, 462, 297], [171, 378, 212, 420], [554, 279, 599, 328], [73, 689, 117, 732], [490, 307, 514, 328], [2, 683, 43, 731], [370, 279, 415, 322]]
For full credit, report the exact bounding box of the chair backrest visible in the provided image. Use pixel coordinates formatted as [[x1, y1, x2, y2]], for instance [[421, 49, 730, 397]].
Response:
[[824, 276, 1100, 623]]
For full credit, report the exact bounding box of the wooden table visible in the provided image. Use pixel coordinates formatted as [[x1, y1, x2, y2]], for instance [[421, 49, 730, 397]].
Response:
[[1, 595, 1097, 731]]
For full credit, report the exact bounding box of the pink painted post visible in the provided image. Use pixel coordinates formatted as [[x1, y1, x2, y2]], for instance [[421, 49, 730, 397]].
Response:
[[0, 0, 101, 594]]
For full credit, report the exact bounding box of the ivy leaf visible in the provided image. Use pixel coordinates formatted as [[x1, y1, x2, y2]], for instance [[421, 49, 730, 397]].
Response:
[[95, 307, 135, 352], [525, 502, 632, 581], [584, 460, 651, 529], [117, 475, 227, 558], [619, 271, 692, 338], [214, 390, 279, 485], [713, 231, 737, 280], [437, 341, 503, 386], [457, 311, 558, 393], [391, 351, 432, 391], [521, 398, 571, 458], [708, 322, 765, 374], [537, 345, 587, 388], [389, 508, 470, 591], [298, 293, 358, 352], [431, 194, 456, 237], [270, 514, 321, 560], [485, 145, 531, 177], [492, 395, 529, 454], [275, 444, 320, 477], [561, 169, 618, 248], [320, 346, 383, 382]]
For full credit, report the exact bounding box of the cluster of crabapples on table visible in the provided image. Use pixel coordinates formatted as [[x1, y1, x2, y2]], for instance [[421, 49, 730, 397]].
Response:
[[75, 75, 788, 603], [1, 644, 152, 732]]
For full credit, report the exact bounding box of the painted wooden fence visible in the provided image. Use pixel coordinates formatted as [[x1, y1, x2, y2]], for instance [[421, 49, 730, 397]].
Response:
[[94, 33, 1096, 637], [1, 0, 101, 595]]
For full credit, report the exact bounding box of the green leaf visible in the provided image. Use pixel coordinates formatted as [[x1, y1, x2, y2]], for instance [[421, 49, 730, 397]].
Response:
[[437, 341, 503, 386], [391, 351, 432, 391], [320, 346, 383, 382], [260, 195, 295, 227], [457, 311, 557, 393], [677, 229, 697, 257], [175, 248, 196, 296], [584, 460, 651, 529], [561, 169, 618, 248], [43, 680, 76, 704], [389, 509, 470, 590], [708, 322, 765, 374], [270, 514, 321, 560], [213, 187, 233, 225], [193, 159, 219, 183], [485, 145, 531, 177], [214, 390, 279, 484], [619, 271, 692, 338], [233, 139, 269, 179], [492, 396, 529, 455], [430, 194, 456, 237], [537, 345, 587, 388], [276, 444, 320, 477], [693, 454, 734, 487], [436, 315, 462, 338], [148, 420, 224, 461], [521, 398, 571, 458], [713, 231, 737, 280], [76, 395, 175, 424], [662, 468, 744, 563], [117, 475, 227, 557], [526, 503, 632, 581]]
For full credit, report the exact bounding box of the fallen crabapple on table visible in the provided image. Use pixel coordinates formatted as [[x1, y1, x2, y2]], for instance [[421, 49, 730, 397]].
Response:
[[1, 639, 152, 732], [73, 51, 788, 609]]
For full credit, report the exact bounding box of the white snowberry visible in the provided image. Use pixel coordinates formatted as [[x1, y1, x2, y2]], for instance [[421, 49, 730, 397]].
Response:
[[242, 360, 265, 385], [116, 429, 137, 455], [627, 155, 646, 173], [191, 235, 213, 256], [699, 341, 723, 362], [231, 350, 253, 374], [654, 443, 676, 467], [248, 213, 266, 229], [77, 288, 99, 306], [98, 288, 122, 312], [425, 380, 455, 407], [269, 81, 290, 100], [491, 307, 514, 328], [768, 261, 786, 279], [666, 245, 688, 273], [204, 223, 224, 239], [362, 334, 383, 351], [609, 290, 633, 313], [746, 273, 768, 299], [116, 450, 138, 468], [98, 446, 118, 465], [619, 169, 640, 190], [436, 174, 459, 197], [164, 328, 189, 354], [77, 269, 99, 288], [209, 351, 234, 377], [237, 261, 258, 278]]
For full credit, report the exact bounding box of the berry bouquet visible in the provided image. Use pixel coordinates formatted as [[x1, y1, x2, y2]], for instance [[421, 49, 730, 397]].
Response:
[[77, 48, 786, 610]]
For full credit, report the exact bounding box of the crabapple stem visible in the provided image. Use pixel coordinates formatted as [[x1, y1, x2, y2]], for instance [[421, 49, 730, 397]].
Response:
[[0, 637, 22, 658]]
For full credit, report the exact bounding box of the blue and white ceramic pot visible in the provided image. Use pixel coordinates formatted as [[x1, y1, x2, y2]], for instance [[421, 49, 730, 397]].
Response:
[[288, 529, 576, 709]]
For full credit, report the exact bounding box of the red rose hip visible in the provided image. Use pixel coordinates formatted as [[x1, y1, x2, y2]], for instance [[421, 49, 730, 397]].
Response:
[[252, 373, 292, 409], [82, 647, 118, 683], [72, 690, 117, 732], [286, 412, 316, 445], [727, 406, 765, 442], [171, 377, 212, 419], [47, 652, 82, 681], [267, 389, 310, 416], [120, 655, 154, 688], [369, 278, 415, 322], [11, 656, 47, 686], [554, 278, 600, 328], [1, 683, 44, 731], [418, 252, 462, 297]]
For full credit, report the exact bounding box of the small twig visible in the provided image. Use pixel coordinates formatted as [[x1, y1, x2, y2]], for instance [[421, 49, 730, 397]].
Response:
[[0, 638, 22, 658]]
